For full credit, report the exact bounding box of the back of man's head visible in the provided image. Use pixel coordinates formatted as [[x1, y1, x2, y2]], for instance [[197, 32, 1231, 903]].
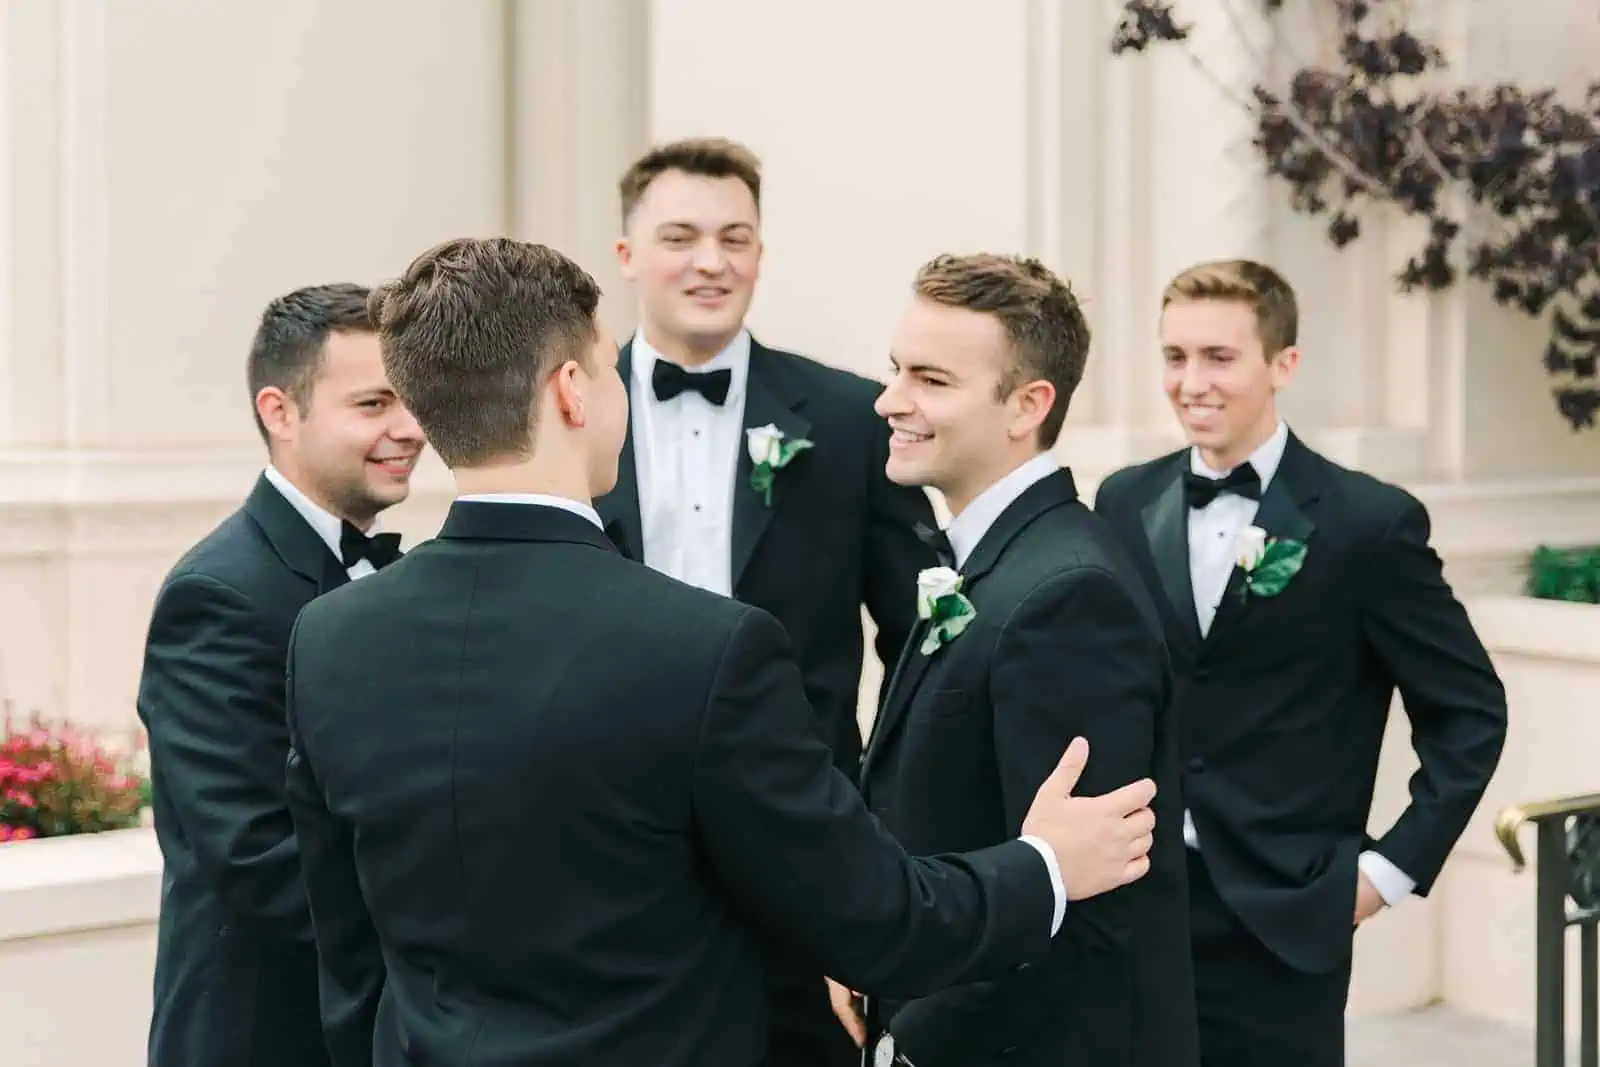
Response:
[[369, 238, 603, 468]]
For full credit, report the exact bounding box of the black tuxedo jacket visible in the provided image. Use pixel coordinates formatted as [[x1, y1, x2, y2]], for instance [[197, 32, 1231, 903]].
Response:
[[1094, 433, 1508, 974], [137, 474, 356, 1067], [860, 469, 1199, 1067], [598, 338, 939, 1065], [282, 501, 1059, 1067], [596, 338, 938, 779]]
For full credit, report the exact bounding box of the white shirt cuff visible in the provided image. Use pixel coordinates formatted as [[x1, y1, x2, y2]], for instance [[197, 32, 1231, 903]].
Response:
[[1018, 835, 1067, 935], [1358, 849, 1416, 906]]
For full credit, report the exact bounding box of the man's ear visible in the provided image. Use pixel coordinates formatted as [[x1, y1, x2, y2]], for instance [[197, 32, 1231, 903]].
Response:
[[255, 386, 295, 441], [1008, 379, 1056, 442], [551, 360, 587, 427], [1269, 345, 1301, 389], [615, 237, 636, 281]]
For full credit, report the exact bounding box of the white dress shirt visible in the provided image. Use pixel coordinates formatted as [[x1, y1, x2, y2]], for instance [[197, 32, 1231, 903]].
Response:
[[936, 451, 1069, 935], [456, 493, 604, 529], [629, 329, 751, 596], [946, 452, 1064, 568], [263, 466, 388, 582], [1180, 422, 1415, 906]]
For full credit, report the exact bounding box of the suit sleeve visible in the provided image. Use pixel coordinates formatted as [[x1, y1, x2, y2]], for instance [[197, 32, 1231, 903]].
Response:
[[137, 572, 310, 941], [888, 568, 1166, 1067], [861, 407, 942, 705], [691, 607, 1056, 1000], [282, 619, 385, 1067], [1361, 495, 1507, 894]]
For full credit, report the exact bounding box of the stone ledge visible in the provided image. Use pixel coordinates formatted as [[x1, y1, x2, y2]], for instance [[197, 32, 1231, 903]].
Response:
[[0, 827, 160, 941], [0, 448, 455, 506], [1467, 595, 1600, 665]]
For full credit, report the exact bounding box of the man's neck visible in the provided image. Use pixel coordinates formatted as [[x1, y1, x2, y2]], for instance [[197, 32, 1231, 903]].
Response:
[[451, 456, 591, 505], [944, 448, 1053, 519], [1197, 414, 1280, 473], [639, 322, 740, 368], [267, 459, 373, 532]]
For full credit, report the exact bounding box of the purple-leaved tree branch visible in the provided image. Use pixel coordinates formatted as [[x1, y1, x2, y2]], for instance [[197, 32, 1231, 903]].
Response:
[[1111, 0, 1600, 430]]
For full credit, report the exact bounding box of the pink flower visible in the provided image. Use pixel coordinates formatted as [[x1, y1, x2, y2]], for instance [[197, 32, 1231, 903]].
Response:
[[10, 826, 33, 842], [0, 826, 12, 843]]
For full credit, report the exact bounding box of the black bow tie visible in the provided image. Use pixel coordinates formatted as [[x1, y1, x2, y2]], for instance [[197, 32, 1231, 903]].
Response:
[[915, 522, 955, 568], [340, 521, 402, 569], [652, 360, 732, 405], [1183, 465, 1261, 509]]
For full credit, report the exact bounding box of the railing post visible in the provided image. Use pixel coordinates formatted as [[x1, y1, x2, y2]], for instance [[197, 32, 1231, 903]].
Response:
[[1538, 816, 1567, 1067], [1581, 922, 1596, 1067]]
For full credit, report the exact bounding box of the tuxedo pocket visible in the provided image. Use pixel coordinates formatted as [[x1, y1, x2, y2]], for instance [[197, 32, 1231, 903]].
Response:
[[919, 687, 974, 721]]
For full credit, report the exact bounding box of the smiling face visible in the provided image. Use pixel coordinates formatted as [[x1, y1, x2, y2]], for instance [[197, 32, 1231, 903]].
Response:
[[876, 297, 1052, 516], [1160, 298, 1297, 471], [616, 168, 761, 364], [262, 329, 425, 525]]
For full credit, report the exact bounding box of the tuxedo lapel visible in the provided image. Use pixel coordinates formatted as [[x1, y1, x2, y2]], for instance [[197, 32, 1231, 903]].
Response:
[[862, 470, 1077, 777], [1203, 434, 1320, 651], [730, 343, 811, 593], [600, 342, 644, 561], [862, 619, 934, 776], [1140, 459, 1202, 656], [243, 474, 349, 595]]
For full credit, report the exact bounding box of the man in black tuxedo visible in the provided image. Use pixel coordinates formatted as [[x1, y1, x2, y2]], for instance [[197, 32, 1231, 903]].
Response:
[[281, 237, 1163, 1067], [136, 284, 425, 1067], [600, 137, 940, 1066], [1093, 259, 1508, 1067], [833, 254, 1197, 1067]]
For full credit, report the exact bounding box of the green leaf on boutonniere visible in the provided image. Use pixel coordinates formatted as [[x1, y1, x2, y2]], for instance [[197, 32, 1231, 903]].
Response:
[[1240, 537, 1308, 599], [746, 424, 813, 507], [916, 567, 976, 654]]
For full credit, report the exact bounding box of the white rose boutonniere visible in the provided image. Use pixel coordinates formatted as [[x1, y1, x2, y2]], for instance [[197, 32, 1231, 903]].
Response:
[[1235, 525, 1269, 572], [1234, 524, 1308, 600], [916, 566, 976, 654], [746, 423, 813, 507]]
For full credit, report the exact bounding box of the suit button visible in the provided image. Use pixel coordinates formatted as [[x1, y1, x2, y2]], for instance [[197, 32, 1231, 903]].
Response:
[[1016, 962, 1031, 973], [1000, 1047, 1019, 1058], [1188, 758, 1205, 774]]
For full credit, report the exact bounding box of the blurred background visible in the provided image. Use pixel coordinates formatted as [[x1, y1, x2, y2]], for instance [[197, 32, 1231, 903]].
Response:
[[0, 1, 1597, 1064]]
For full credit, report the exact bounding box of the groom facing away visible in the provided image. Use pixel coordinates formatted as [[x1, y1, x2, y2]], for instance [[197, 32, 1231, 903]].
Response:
[[281, 237, 1163, 1067]]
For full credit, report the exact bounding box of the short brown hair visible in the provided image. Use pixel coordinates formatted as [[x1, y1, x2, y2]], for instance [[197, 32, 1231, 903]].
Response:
[[1161, 259, 1299, 355], [619, 137, 762, 226], [368, 238, 601, 468], [912, 254, 1091, 448], [246, 283, 373, 445]]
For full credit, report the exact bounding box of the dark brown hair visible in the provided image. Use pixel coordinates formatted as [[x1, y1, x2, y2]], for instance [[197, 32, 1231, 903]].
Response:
[[619, 137, 762, 226], [1162, 259, 1299, 355], [246, 283, 373, 444], [368, 238, 601, 467], [912, 254, 1092, 447]]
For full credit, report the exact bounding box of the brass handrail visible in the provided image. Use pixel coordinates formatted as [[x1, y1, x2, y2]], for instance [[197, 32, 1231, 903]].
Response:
[[1497, 793, 1600, 871]]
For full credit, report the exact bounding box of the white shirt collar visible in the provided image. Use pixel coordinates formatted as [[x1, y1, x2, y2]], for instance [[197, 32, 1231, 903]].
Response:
[[1189, 420, 1289, 490], [262, 465, 384, 560], [631, 327, 751, 406], [455, 492, 604, 529], [946, 452, 1062, 568]]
